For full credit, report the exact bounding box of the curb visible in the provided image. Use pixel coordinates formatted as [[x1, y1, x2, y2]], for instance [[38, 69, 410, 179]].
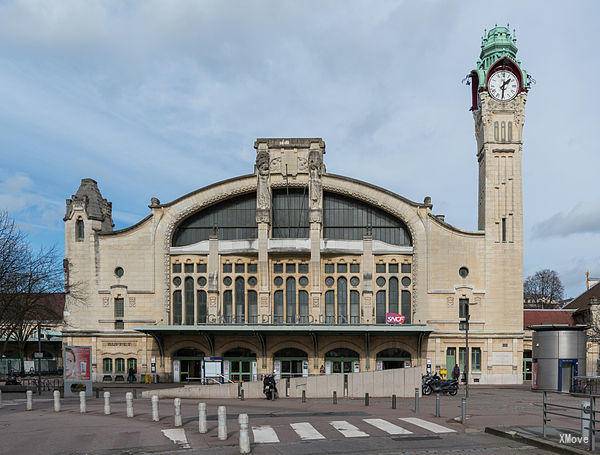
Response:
[[484, 427, 591, 455]]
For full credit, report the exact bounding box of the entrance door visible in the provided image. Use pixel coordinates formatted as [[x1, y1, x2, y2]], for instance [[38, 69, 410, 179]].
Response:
[[558, 359, 578, 393], [223, 348, 256, 383], [274, 348, 309, 379], [376, 348, 412, 370], [523, 350, 532, 381], [324, 348, 360, 375]]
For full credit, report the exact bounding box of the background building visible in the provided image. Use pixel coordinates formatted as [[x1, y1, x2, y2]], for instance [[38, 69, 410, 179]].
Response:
[[62, 26, 530, 384]]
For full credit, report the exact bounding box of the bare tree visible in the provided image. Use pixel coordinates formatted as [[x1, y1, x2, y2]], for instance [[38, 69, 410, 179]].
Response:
[[524, 269, 565, 309], [0, 211, 87, 372]]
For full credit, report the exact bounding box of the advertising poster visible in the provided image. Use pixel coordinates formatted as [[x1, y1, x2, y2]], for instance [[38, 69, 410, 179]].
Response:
[[64, 345, 93, 397]]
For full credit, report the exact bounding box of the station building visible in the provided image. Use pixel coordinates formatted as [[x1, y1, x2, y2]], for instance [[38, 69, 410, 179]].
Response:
[[62, 26, 530, 384]]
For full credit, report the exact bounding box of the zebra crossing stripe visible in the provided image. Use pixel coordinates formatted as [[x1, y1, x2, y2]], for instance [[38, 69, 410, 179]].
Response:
[[290, 422, 326, 440], [399, 417, 456, 433], [363, 418, 413, 435], [252, 425, 280, 443], [330, 420, 369, 438]]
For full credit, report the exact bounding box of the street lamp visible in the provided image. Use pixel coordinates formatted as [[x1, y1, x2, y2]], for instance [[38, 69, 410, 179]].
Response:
[[459, 299, 477, 399]]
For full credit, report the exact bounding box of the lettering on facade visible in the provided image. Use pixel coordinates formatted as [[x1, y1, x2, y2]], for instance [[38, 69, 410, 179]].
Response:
[[103, 342, 134, 347]]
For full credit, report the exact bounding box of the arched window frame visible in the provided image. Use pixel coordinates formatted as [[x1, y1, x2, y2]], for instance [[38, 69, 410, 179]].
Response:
[[173, 290, 182, 325], [285, 277, 297, 323], [197, 290, 207, 324], [75, 218, 84, 242], [273, 290, 284, 324], [223, 290, 233, 323], [235, 277, 246, 323], [103, 357, 113, 373], [184, 276, 195, 325], [337, 277, 348, 324]]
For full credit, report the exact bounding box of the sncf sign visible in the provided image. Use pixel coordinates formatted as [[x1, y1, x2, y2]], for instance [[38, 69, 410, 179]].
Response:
[[385, 313, 405, 325]]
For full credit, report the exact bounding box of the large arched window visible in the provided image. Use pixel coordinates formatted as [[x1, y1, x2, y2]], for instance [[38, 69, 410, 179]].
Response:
[[75, 219, 85, 242], [337, 277, 348, 323], [173, 290, 182, 325], [389, 277, 399, 314], [350, 290, 360, 324], [376, 290, 386, 324], [223, 290, 233, 323], [272, 189, 309, 238], [184, 277, 194, 325], [172, 193, 257, 246], [248, 290, 258, 323], [274, 290, 284, 324], [401, 290, 411, 324], [323, 192, 412, 246], [299, 290, 309, 323], [325, 290, 335, 324]]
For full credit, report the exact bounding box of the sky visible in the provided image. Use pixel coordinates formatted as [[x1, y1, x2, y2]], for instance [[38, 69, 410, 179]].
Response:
[[0, 0, 599, 298]]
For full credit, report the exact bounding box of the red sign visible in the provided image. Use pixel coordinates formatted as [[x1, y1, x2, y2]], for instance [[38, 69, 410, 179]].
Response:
[[385, 313, 406, 325], [64, 346, 91, 381]]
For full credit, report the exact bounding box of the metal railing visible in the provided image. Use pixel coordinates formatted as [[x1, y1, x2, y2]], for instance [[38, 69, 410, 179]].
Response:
[[571, 376, 600, 396], [20, 377, 62, 391], [542, 390, 598, 451]]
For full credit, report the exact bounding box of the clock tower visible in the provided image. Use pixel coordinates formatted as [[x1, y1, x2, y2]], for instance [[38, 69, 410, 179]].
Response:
[[470, 26, 531, 335]]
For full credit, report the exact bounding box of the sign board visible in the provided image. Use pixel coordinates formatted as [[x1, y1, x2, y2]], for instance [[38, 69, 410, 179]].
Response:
[[273, 359, 281, 380], [385, 312, 405, 325], [34, 352, 44, 359], [64, 346, 92, 397], [459, 321, 469, 331], [302, 360, 309, 378]]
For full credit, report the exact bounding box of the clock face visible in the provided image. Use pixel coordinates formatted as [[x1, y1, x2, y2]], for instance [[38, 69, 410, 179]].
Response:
[[488, 70, 519, 101]]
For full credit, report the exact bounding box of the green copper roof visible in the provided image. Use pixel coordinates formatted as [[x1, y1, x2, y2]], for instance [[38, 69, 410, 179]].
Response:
[[473, 25, 529, 89]]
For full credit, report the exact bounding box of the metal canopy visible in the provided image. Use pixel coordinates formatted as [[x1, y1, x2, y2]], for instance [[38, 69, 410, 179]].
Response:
[[133, 324, 433, 335]]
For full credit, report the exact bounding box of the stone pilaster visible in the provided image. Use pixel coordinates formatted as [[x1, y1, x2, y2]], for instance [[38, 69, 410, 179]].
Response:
[[207, 233, 219, 323], [308, 141, 324, 323], [362, 234, 373, 324]]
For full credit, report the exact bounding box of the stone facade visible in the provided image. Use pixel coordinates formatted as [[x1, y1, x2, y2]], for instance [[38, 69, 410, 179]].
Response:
[[62, 27, 529, 385]]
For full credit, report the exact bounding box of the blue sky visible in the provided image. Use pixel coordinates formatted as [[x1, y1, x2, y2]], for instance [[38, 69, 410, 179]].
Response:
[[0, 1, 599, 297]]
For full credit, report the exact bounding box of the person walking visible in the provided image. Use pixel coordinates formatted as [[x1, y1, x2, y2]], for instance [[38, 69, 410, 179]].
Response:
[[452, 364, 460, 381]]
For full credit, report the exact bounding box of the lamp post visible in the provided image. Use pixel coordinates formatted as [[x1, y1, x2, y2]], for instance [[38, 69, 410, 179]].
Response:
[[459, 299, 477, 399]]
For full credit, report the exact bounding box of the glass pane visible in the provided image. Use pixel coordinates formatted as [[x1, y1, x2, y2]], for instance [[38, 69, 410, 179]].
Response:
[[401, 263, 411, 273], [274, 290, 284, 324], [376, 291, 386, 324], [337, 277, 348, 323], [197, 291, 207, 323], [235, 263, 245, 273], [223, 263, 232, 273], [184, 263, 194, 273], [350, 290, 360, 324], [248, 291, 258, 323], [299, 291, 309, 323], [197, 263, 207, 273], [223, 290, 233, 323], [173, 291, 182, 325], [376, 263, 386, 273], [350, 263, 360, 273], [172, 263, 182, 273], [185, 277, 194, 325], [389, 277, 399, 313], [337, 263, 347, 273], [286, 263, 296, 274], [325, 290, 335, 324], [272, 189, 309, 238], [248, 263, 257, 273], [388, 263, 399, 273], [401, 291, 411, 323], [286, 277, 296, 323], [298, 263, 309, 273], [274, 263, 283, 273], [235, 277, 245, 323], [324, 263, 334, 273]]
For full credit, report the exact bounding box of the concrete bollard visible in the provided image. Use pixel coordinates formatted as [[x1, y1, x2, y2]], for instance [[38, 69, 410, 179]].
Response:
[[151, 395, 159, 422], [240, 389, 245, 401], [53, 390, 61, 412], [435, 393, 441, 417], [414, 388, 419, 413], [364, 392, 369, 406], [217, 405, 227, 440], [392, 394, 397, 409], [174, 398, 182, 427], [104, 391, 111, 415], [301, 390, 306, 403], [239, 414, 250, 454], [333, 391, 337, 404], [79, 391, 86, 413], [461, 397, 467, 423], [26, 390, 33, 411], [126, 392, 134, 418], [198, 402, 207, 434]]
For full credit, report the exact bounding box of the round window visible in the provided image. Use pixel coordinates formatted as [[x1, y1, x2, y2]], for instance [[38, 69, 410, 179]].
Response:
[[173, 276, 181, 287], [325, 276, 335, 287], [401, 276, 411, 287], [248, 276, 258, 287], [350, 276, 360, 287], [299, 276, 309, 287], [274, 276, 283, 287], [223, 276, 232, 286], [459, 267, 469, 278], [376, 276, 386, 287], [114, 267, 124, 278], [197, 276, 207, 287]]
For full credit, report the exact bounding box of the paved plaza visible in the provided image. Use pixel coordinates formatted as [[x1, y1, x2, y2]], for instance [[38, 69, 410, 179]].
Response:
[[0, 385, 584, 454]]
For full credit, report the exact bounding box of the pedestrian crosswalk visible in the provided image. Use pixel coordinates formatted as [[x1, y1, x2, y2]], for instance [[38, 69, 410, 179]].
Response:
[[251, 417, 456, 444]]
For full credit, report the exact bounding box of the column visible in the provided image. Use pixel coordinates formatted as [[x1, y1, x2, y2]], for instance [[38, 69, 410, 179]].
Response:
[[362, 234, 374, 324], [207, 233, 219, 323]]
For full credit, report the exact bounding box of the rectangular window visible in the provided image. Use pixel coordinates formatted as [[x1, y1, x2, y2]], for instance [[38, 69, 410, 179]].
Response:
[[114, 320, 124, 330], [196, 263, 207, 273], [501, 217, 507, 242], [223, 290, 233, 323], [274, 290, 284, 324], [324, 263, 334, 273], [248, 291, 258, 323], [350, 290, 360, 323], [173, 291, 182, 325], [376, 263, 386, 273], [184, 263, 194, 273], [197, 291, 207, 324], [472, 348, 482, 372], [103, 358, 113, 373], [286, 263, 296, 274], [401, 263, 411, 273], [223, 263, 232, 273], [401, 290, 411, 324], [299, 290, 309, 323], [115, 358, 125, 373], [388, 263, 399, 273], [114, 298, 124, 318], [325, 290, 335, 324], [235, 263, 245, 273], [376, 290, 386, 324], [172, 263, 182, 273], [274, 263, 283, 273], [350, 263, 360, 273], [247, 263, 258, 273], [459, 347, 467, 373], [337, 263, 347, 273], [459, 298, 469, 320]]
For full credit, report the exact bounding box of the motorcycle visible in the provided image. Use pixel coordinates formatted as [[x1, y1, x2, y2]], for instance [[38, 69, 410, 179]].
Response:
[[263, 374, 278, 400], [422, 373, 459, 396]]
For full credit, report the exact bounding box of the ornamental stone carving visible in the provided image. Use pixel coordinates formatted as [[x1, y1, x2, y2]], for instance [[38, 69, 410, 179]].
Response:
[[308, 147, 324, 223], [256, 146, 271, 224]]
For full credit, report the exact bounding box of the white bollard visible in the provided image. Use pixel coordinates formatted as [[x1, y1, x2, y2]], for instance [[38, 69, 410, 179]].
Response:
[[151, 395, 159, 422], [217, 405, 227, 440], [26, 390, 33, 411], [79, 391, 86, 413], [126, 392, 134, 418], [104, 391, 111, 415], [198, 402, 207, 434], [174, 398, 182, 427], [53, 390, 61, 412], [239, 414, 250, 454]]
